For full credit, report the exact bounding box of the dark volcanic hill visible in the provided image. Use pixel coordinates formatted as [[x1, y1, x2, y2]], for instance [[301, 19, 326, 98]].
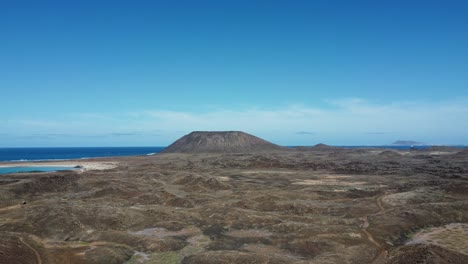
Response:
[[161, 131, 286, 153]]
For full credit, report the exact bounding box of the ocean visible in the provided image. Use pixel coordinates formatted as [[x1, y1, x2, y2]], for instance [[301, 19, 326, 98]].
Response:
[[0, 147, 166, 162], [0, 166, 78, 174]]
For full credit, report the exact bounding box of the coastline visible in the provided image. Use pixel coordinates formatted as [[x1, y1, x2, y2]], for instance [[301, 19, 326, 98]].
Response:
[[0, 160, 119, 172], [0, 146, 165, 163]]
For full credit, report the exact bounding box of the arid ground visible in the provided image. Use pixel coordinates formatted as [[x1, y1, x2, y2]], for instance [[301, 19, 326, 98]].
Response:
[[1, 147, 468, 263]]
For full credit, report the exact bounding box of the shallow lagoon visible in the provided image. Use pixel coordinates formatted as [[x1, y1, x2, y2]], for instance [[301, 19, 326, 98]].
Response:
[[0, 166, 77, 175]]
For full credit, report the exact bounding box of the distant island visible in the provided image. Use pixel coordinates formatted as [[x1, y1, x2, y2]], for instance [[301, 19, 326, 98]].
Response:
[[391, 140, 426, 146]]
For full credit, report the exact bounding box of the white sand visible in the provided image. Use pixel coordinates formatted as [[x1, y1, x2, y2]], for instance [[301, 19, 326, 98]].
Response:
[[0, 161, 118, 172]]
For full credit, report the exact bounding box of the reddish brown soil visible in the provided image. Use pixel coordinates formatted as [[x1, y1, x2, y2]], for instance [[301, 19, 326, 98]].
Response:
[[0, 147, 467, 263]]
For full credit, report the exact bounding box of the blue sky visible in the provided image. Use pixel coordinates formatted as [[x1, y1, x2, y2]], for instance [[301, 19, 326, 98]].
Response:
[[1, 0, 467, 147]]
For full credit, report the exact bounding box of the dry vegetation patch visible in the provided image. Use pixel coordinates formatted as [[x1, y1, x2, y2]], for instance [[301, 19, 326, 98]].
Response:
[[406, 223, 468, 255]]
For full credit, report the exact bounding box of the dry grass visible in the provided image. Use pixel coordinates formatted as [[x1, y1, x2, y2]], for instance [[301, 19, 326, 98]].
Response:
[[407, 223, 468, 255]]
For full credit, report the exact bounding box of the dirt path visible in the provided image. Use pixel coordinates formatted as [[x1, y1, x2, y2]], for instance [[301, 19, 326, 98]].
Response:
[[360, 193, 388, 264], [361, 217, 381, 248], [18, 237, 42, 264], [376, 194, 385, 212]]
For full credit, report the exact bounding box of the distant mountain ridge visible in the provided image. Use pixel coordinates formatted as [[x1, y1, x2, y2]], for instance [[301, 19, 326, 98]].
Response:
[[391, 140, 425, 146], [161, 131, 286, 153]]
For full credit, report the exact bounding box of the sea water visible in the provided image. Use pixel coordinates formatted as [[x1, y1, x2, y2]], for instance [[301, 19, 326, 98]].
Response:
[[0, 166, 77, 175], [0, 147, 165, 162]]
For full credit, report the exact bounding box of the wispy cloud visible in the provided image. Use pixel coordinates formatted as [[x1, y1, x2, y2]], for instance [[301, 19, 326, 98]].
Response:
[[20, 133, 71, 138], [296, 131, 316, 135], [108, 132, 142, 136], [2, 98, 468, 145], [365, 132, 394, 135]]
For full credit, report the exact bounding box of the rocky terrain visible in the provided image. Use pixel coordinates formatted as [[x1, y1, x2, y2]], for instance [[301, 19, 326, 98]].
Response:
[[0, 133, 467, 263]]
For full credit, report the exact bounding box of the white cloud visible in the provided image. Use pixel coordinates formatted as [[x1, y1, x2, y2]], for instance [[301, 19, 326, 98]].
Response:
[[2, 98, 468, 146]]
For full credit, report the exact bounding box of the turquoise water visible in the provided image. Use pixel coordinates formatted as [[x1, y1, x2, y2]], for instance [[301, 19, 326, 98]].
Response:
[[0, 166, 77, 175]]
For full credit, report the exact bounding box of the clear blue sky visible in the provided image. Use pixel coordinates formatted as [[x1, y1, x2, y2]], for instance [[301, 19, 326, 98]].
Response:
[[1, 0, 467, 147]]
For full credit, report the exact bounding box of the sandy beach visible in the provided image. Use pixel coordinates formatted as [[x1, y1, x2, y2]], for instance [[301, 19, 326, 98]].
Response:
[[0, 160, 118, 171]]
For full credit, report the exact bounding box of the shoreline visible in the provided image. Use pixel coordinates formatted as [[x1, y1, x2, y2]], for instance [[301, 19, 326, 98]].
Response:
[[0, 160, 119, 171]]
